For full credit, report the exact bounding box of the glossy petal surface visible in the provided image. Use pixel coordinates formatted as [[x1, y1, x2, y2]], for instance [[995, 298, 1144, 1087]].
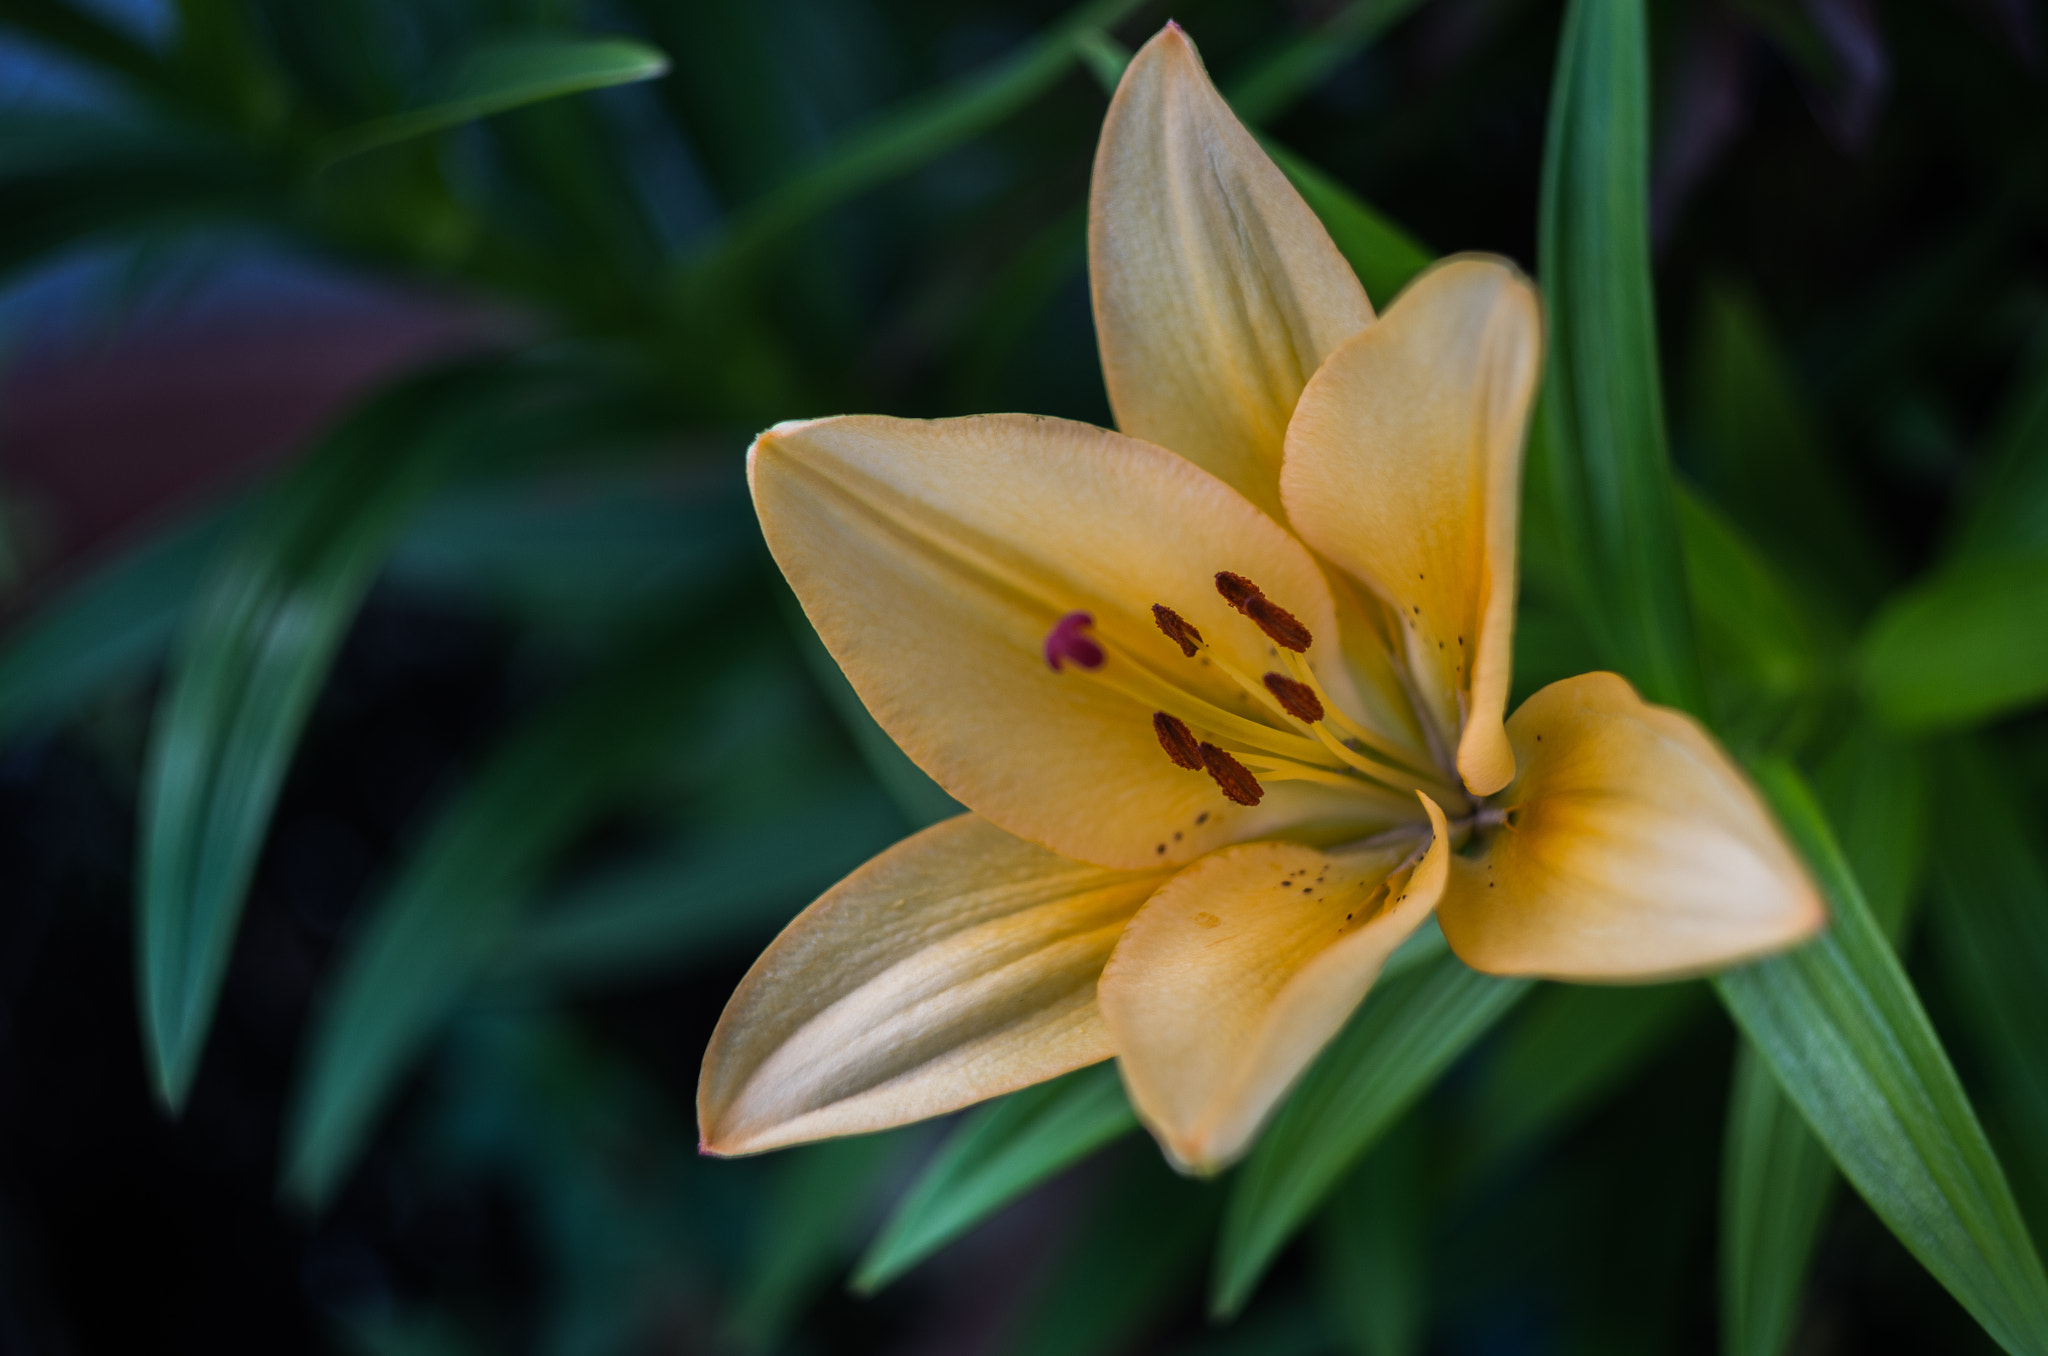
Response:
[[1439, 673, 1825, 980], [1099, 796, 1449, 1173], [698, 815, 1170, 1155], [1282, 257, 1542, 795], [751, 412, 1412, 871], [1091, 25, 1373, 521]]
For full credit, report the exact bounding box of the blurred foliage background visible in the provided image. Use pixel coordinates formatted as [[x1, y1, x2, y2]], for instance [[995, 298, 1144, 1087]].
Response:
[[0, 0, 2045, 1352]]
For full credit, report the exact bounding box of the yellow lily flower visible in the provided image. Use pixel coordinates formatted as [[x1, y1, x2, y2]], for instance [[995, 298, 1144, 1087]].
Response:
[[697, 24, 1824, 1174]]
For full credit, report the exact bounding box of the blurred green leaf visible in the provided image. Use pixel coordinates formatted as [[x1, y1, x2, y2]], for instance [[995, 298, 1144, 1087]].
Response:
[[1211, 946, 1529, 1318], [1927, 739, 2048, 1217], [1004, 1146, 1220, 1356], [1265, 141, 1431, 310], [1462, 980, 1705, 1176], [1720, 1044, 1837, 1356], [317, 37, 670, 165], [695, 0, 1146, 270], [138, 366, 504, 1112], [1715, 761, 2048, 1354], [0, 499, 239, 743], [728, 1133, 910, 1350], [1684, 280, 1888, 610], [497, 782, 900, 989], [1951, 324, 2048, 563], [1227, 0, 1432, 126], [1678, 487, 1820, 750], [280, 613, 760, 1209], [1536, 0, 1703, 713], [1855, 551, 2048, 732], [1314, 1114, 1427, 1356], [1718, 733, 1925, 1356], [854, 1062, 1137, 1295], [0, 0, 168, 94]]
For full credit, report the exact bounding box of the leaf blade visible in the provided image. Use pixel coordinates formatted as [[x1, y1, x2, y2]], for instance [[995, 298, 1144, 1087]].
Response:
[[1715, 761, 2048, 1355], [1211, 948, 1530, 1318]]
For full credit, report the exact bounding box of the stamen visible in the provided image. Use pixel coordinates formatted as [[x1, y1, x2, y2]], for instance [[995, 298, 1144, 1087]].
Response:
[[1043, 611, 1105, 672], [1263, 673, 1324, 723], [1246, 596, 1313, 652], [1215, 571, 1261, 609], [1213, 571, 1312, 652], [1151, 605, 1204, 658], [1198, 743, 1264, 806], [1153, 712, 1204, 770]]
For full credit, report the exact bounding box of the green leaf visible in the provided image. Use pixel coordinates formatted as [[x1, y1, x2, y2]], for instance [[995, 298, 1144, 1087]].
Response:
[[496, 783, 901, 989], [1536, 0, 1703, 713], [1211, 949, 1530, 1318], [727, 1133, 910, 1349], [1677, 488, 1820, 750], [1856, 550, 2048, 732], [1718, 729, 1926, 1356], [1314, 1114, 1428, 1356], [1264, 141, 1432, 310], [138, 367, 502, 1111], [1927, 739, 2048, 1215], [853, 1063, 1138, 1295], [1714, 761, 2048, 1355], [1720, 1043, 1840, 1356], [317, 37, 671, 165], [1227, 0, 1434, 126], [0, 499, 240, 743], [1003, 1148, 1220, 1356], [695, 0, 1145, 271], [282, 618, 758, 1208], [1683, 280, 1889, 610], [1461, 980, 1706, 1176], [1950, 321, 2048, 563]]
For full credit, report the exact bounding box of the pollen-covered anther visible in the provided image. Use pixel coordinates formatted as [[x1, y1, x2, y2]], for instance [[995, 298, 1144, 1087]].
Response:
[[1214, 571, 1261, 610], [1198, 743, 1265, 806], [1245, 596, 1313, 652], [1151, 604, 1204, 658], [1152, 712, 1204, 770], [1043, 611, 1105, 672], [1262, 673, 1324, 723]]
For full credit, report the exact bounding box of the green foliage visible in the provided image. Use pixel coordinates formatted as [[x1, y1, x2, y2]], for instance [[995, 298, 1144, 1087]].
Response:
[[854, 1063, 1137, 1294], [1717, 763, 2048, 1355], [1211, 937, 1530, 1318], [1535, 0, 1703, 714], [1857, 552, 2048, 732]]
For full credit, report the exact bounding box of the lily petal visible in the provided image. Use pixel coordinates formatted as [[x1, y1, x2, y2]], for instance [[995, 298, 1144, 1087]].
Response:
[[1282, 257, 1542, 796], [1099, 795, 1450, 1174], [1091, 24, 1374, 522], [752, 412, 1414, 871], [1439, 672, 1826, 980], [698, 815, 1171, 1156]]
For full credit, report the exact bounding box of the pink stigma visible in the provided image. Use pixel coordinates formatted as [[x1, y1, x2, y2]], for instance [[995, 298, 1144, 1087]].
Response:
[[1044, 611, 1105, 672]]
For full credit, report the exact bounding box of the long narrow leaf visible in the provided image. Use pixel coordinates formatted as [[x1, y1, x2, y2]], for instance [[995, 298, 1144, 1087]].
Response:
[[0, 499, 239, 743], [282, 619, 762, 1208], [318, 37, 670, 165], [1536, 0, 1703, 712], [853, 1063, 1138, 1295], [1211, 950, 1530, 1318], [138, 366, 505, 1111], [1927, 740, 2048, 1211], [1719, 730, 1927, 1356], [1856, 551, 2048, 732], [1715, 762, 2048, 1355]]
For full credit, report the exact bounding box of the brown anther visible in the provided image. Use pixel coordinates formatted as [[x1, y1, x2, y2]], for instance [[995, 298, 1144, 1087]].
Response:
[[1151, 605, 1204, 658], [1198, 743, 1265, 806], [1262, 673, 1324, 723], [1214, 571, 1261, 610], [1152, 712, 1204, 771], [1245, 596, 1313, 652]]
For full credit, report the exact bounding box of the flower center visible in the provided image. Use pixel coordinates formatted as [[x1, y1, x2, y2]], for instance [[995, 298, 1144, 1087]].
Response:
[[1044, 571, 1467, 813]]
